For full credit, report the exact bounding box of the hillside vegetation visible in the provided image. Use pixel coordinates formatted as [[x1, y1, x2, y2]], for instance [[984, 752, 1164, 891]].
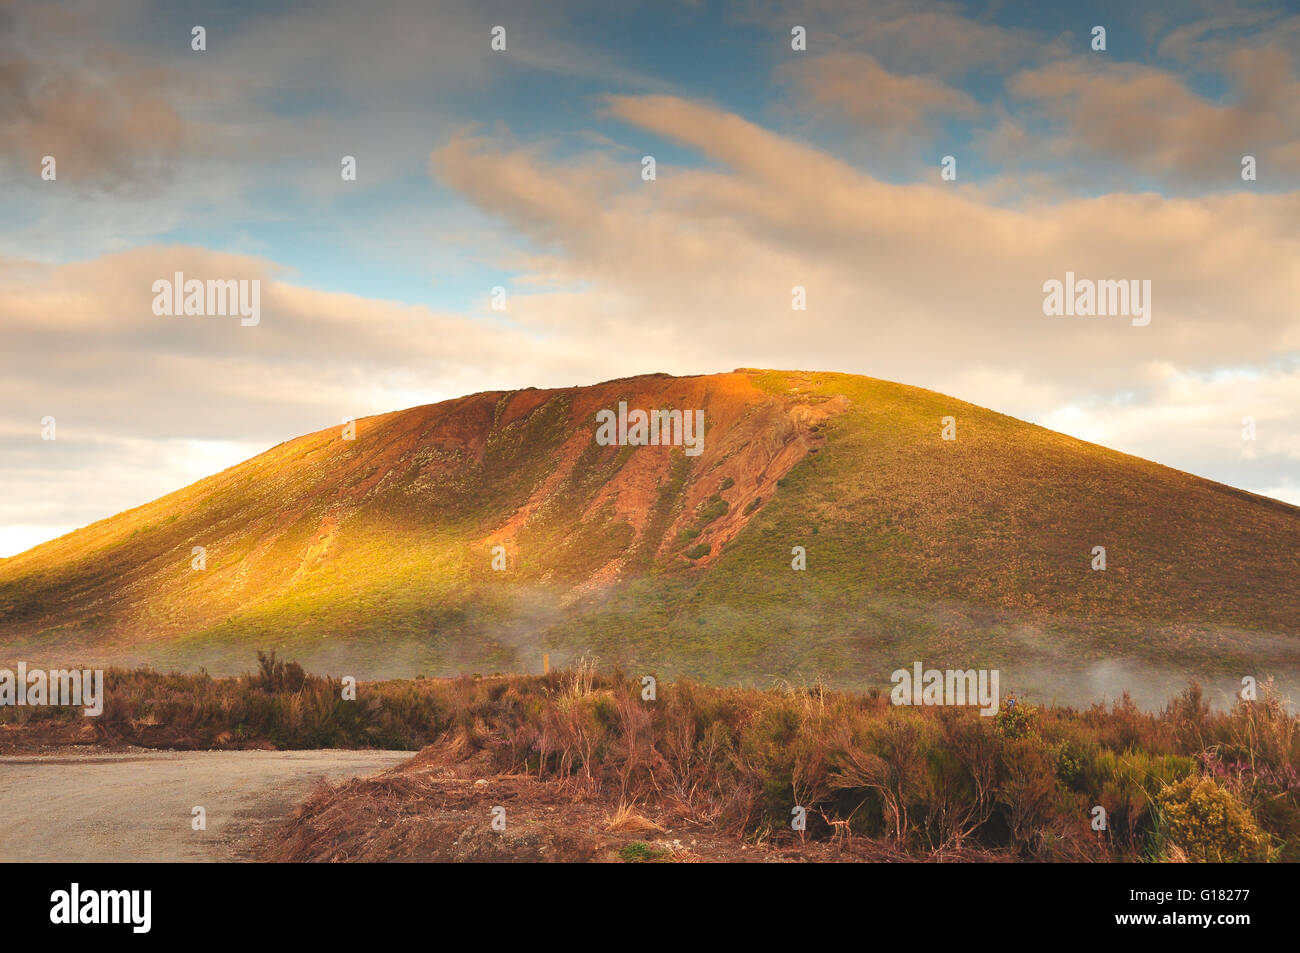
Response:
[[0, 370, 1295, 702]]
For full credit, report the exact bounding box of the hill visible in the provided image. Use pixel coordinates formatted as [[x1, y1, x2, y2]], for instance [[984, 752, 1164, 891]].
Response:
[[1, 369, 1296, 703]]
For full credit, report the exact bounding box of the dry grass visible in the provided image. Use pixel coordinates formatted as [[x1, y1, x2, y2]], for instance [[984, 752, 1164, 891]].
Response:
[[605, 802, 666, 833]]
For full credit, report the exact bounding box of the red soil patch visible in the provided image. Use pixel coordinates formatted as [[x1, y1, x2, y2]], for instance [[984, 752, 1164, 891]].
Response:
[[477, 371, 850, 577]]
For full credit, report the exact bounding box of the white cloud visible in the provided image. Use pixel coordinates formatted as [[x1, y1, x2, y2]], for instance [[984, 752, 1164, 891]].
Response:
[[3, 85, 1297, 556]]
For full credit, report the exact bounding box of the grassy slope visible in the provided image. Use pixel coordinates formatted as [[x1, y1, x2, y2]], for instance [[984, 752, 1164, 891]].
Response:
[[558, 372, 1299, 695], [0, 370, 1296, 699]]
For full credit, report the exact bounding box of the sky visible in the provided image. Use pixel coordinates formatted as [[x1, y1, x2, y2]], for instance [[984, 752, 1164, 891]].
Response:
[[1, 0, 1297, 557]]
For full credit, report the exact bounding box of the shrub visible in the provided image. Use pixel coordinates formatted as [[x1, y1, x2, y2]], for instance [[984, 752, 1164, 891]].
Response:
[[996, 738, 1058, 856], [696, 495, 729, 523], [618, 841, 669, 863], [994, 698, 1037, 740], [1053, 741, 1086, 789], [252, 650, 306, 693], [1154, 776, 1270, 862]]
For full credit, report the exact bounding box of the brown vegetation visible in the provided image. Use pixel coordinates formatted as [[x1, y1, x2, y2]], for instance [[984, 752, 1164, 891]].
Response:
[[254, 664, 1299, 863], [7, 659, 1294, 861]]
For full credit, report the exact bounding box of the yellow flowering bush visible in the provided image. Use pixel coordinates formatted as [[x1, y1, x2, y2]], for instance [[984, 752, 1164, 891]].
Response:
[[1155, 776, 1270, 862]]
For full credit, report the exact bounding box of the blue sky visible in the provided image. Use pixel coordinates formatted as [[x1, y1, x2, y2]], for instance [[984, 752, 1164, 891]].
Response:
[[1, 0, 1297, 555]]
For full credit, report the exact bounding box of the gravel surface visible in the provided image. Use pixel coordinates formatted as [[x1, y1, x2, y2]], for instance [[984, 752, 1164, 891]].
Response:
[[0, 748, 411, 862]]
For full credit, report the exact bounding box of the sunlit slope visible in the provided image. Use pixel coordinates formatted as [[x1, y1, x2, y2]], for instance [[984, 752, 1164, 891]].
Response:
[[0, 369, 1295, 691]]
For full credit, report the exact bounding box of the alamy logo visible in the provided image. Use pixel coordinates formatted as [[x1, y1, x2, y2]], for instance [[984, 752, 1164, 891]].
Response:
[[1042, 271, 1150, 326], [595, 402, 704, 457], [890, 661, 1000, 715], [50, 884, 151, 933], [151, 272, 261, 326], [0, 663, 103, 716]]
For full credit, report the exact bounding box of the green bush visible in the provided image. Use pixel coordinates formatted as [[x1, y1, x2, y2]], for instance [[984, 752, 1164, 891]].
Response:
[[618, 841, 669, 862], [1154, 776, 1270, 862], [994, 699, 1037, 740]]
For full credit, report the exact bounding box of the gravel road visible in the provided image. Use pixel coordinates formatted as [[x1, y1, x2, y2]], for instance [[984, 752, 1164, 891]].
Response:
[[0, 749, 411, 862]]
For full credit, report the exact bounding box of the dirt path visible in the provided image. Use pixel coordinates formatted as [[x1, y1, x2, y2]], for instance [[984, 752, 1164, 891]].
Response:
[[0, 749, 411, 862]]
